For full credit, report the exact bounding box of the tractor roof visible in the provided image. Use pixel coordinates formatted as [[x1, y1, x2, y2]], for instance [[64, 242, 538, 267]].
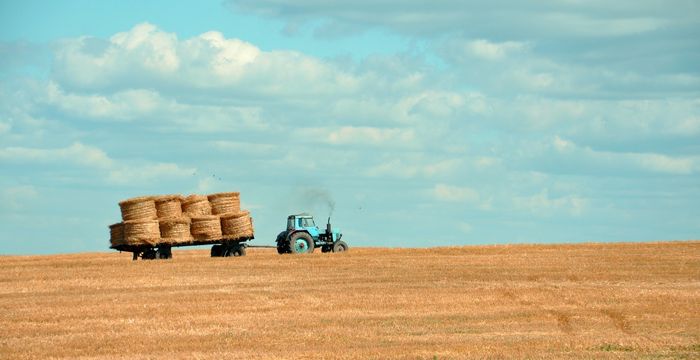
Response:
[[288, 213, 313, 218]]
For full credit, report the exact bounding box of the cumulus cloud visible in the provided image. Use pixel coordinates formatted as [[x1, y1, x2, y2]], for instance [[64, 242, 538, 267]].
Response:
[[52, 23, 359, 99]]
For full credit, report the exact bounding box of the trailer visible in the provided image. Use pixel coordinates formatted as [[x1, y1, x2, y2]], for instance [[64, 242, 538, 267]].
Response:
[[111, 236, 253, 260]]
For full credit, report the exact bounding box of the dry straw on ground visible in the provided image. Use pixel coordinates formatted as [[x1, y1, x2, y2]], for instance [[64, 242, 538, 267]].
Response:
[[220, 211, 254, 239], [119, 196, 157, 221], [154, 195, 183, 219], [208, 192, 240, 215], [123, 220, 160, 246], [182, 195, 211, 217], [190, 215, 222, 240], [159, 217, 192, 244], [2, 241, 698, 359], [108, 222, 124, 247]]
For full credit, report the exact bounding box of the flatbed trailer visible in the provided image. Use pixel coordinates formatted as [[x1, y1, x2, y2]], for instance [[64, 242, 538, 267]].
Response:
[[111, 236, 253, 260]]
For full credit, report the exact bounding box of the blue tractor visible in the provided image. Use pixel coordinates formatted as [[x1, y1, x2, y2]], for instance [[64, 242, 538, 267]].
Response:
[[276, 213, 347, 254]]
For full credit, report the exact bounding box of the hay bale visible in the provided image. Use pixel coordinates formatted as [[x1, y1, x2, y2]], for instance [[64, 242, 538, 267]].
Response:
[[119, 196, 157, 221], [109, 222, 124, 247], [191, 215, 222, 240], [208, 192, 241, 215], [154, 194, 183, 219], [124, 220, 160, 246], [159, 217, 192, 244], [182, 195, 211, 217], [220, 211, 254, 239]]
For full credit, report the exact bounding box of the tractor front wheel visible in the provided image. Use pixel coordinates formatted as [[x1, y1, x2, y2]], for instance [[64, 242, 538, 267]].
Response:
[[288, 232, 314, 254], [332, 240, 348, 253]]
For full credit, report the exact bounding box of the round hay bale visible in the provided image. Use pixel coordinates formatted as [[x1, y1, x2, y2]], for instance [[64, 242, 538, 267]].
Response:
[[109, 222, 124, 246], [154, 194, 183, 219], [220, 211, 254, 239], [191, 215, 222, 240], [119, 196, 157, 221], [208, 192, 241, 215], [159, 217, 192, 244], [124, 220, 160, 246], [182, 195, 211, 217]]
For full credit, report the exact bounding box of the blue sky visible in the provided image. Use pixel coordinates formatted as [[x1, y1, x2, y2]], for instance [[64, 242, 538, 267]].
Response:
[[1, 1, 698, 254]]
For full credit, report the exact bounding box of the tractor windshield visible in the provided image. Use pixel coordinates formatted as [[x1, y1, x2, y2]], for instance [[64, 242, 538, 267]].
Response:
[[287, 217, 294, 230], [302, 218, 316, 227]]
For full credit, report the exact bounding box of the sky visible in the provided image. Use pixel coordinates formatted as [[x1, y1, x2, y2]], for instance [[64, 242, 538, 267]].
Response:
[[0, 1, 698, 254]]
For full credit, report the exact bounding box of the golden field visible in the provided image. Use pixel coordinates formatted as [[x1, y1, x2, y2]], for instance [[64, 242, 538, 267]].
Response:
[[1, 241, 698, 359]]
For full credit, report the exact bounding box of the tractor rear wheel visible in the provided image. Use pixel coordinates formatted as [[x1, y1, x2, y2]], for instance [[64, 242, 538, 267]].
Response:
[[332, 240, 348, 253], [288, 232, 314, 254]]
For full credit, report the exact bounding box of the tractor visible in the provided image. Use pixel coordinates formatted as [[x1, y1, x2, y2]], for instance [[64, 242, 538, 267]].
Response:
[[276, 213, 347, 254]]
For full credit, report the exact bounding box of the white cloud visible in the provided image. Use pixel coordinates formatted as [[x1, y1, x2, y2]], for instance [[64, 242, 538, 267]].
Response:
[[46, 82, 166, 121], [547, 136, 699, 175], [514, 189, 586, 216], [1, 185, 39, 210], [0, 121, 10, 134], [107, 163, 195, 185], [53, 23, 359, 98], [456, 222, 472, 234], [0, 142, 195, 185], [365, 157, 461, 178], [0, 142, 113, 169], [635, 154, 695, 175], [433, 183, 480, 203], [302, 126, 415, 146], [468, 39, 527, 60]]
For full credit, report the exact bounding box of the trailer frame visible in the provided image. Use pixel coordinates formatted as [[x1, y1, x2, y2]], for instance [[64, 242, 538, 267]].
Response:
[[111, 236, 254, 260]]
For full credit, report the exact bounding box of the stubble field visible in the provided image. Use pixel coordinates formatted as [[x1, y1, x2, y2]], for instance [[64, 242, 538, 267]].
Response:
[[1, 241, 699, 359]]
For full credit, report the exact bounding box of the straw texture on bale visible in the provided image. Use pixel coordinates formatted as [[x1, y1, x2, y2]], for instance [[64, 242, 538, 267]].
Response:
[[109, 222, 124, 246], [208, 192, 241, 215], [190, 215, 222, 240], [124, 220, 160, 246], [159, 217, 192, 244], [221, 211, 254, 240], [182, 195, 211, 217], [154, 195, 183, 219], [119, 196, 157, 221]]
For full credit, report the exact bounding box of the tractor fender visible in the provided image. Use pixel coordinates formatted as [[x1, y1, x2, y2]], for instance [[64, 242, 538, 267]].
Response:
[[287, 229, 310, 240]]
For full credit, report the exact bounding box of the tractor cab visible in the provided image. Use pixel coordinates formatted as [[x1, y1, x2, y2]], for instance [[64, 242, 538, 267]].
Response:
[[277, 213, 347, 254]]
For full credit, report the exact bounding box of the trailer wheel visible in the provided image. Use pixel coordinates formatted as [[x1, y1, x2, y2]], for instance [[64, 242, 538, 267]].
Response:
[[233, 246, 246, 257], [332, 240, 348, 253], [211, 245, 223, 257], [157, 246, 172, 259], [288, 232, 314, 254], [142, 249, 157, 260]]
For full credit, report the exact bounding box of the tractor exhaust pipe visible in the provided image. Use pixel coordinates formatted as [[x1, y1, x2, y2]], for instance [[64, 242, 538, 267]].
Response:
[[326, 216, 332, 236]]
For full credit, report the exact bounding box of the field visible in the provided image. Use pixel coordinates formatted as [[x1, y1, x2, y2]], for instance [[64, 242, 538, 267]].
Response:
[[1, 241, 698, 359]]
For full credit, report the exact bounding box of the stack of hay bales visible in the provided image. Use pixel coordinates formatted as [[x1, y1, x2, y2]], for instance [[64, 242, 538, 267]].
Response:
[[221, 210, 254, 240], [109, 191, 254, 248]]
